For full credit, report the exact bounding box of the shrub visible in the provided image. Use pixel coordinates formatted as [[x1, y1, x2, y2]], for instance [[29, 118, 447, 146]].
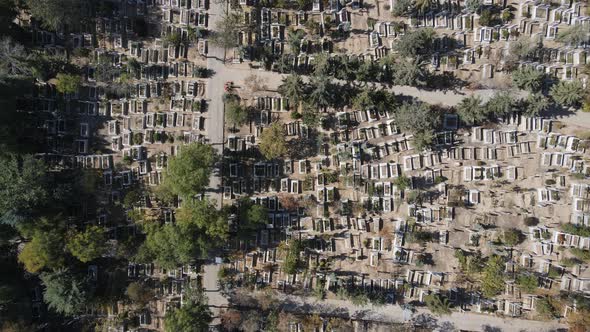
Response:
[[424, 293, 452, 316], [524, 216, 539, 226], [571, 248, 590, 261], [560, 257, 582, 267], [561, 223, 590, 237], [394, 175, 411, 191], [481, 255, 505, 297], [516, 274, 538, 293], [536, 297, 559, 319], [503, 228, 523, 246]]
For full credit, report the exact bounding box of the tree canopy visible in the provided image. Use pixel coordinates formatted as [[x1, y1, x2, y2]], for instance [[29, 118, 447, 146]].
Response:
[[164, 286, 212, 332], [40, 268, 92, 316], [55, 73, 81, 94], [0, 154, 49, 225], [259, 122, 287, 160], [25, 0, 87, 31], [176, 199, 229, 241], [226, 101, 249, 128], [394, 101, 440, 150], [237, 198, 269, 236], [481, 255, 505, 298], [424, 293, 452, 316], [66, 226, 107, 263], [162, 143, 217, 198], [456, 96, 487, 126], [394, 28, 436, 59], [550, 80, 585, 108], [18, 226, 65, 273], [512, 67, 545, 92], [139, 224, 201, 269], [278, 74, 306, 108]]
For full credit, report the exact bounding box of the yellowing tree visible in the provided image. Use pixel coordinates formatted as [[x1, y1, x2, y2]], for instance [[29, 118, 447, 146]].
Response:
[[55, 73, 81, 94], [18, 225, 65, 273], [66, 226, 107, 263], [259, 122, 287, 160]]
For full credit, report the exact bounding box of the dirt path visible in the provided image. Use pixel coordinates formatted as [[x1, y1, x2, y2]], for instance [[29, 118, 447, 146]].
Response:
[[276, 293, 568, 332]]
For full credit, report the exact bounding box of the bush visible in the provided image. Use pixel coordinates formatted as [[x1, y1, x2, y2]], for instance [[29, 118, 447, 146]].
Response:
[[424, 293, 452, 316], [407, 230, 434, 244], [524, 216, 539, 226], [561, 223, 590, 237], [545, 179, 556, 185], [571, 248, 590, 261], [516, 274, 538, 293], [394, 175, 411, 191], [503, 228, 523, 246], [482, 255, 505, 297], [536, 297, 559, 319], [560, 257, 582, 267]]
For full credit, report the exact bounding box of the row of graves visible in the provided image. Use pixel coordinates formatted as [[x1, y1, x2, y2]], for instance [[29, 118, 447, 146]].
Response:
[[28, 1, 221, 328], [234, 0, 353, 61], [224, 95, 590, 318], [121, 262, 204, 330], [372, 1, 590, 81]]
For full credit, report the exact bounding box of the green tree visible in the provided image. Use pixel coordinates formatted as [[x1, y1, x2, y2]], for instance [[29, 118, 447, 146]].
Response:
[[355, 61, 377, 82], [550, 80, 585, 108], [226, 101, 248, 127], [512, 67, 545, 92], [481, 255, 505, 298], [164, 289, 212, 332], [394, 175, 411, 191], [478, 9, 494, 26], [278, 74, 306, 108], [164, 32, 182, 47], [282, 240, 304, 275], [162, 143, 217, 198], [55, 73, 80, 94], [414, 0, 433, 14], [524, 93, 549, 116], [456, 96, 488, 125], [312, 53, 332, 77], [259, 122, 287, 160], [140, 223, 207, 269], [176, 199, 229, 241], [395, 101, 439, 134], [308, 75, 333, 109], [40, 268, 91, 316], [391, 58, 428, 86], [17, 218, 65, 273], [424, 293, 452, 316], [394, 101, 440, 150], [25, 0, 85, 31], [238, 198, 268, 234], [394, 28, 436, 59], [0, 154, 49, 225], [66, 226, 107, 263], [352, 88, 373, 111], [509, 36, 542, 61], [485, 92, 515, 118]]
